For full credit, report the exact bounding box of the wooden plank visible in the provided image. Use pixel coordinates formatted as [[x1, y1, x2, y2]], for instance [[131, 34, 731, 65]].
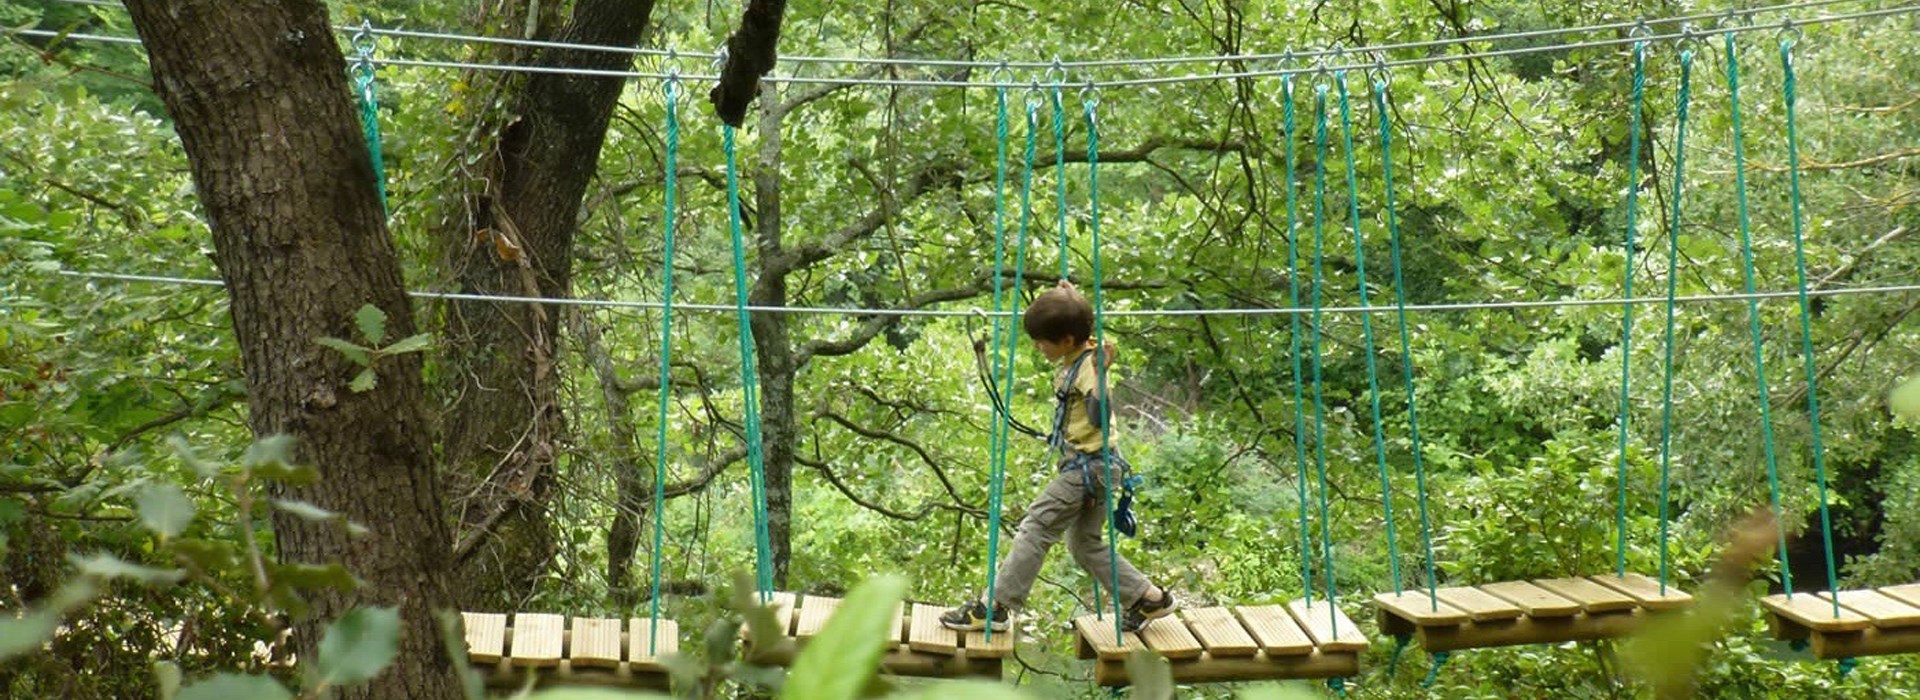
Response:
[[890, 602, 907, 643], [1232, 605, 1313, 657], [1878, 583, 1920, 610], [907, 603, 960, 655], [1136, 614, 1204, 660], [463, 613, 507, 664], [1761, 593, 1872, 632], [1074, 614, 1146, 661], [1532, 577, 1638, 613], [569, 618, 623, 669], [1091, 649, 1360, 686], [1819, 590, 1920, 629], [1587, 573, 1694, 611], [1478, 580, 1581, 618], [1434, 586, 1525, 621], [1181, 608, 1258, 658], [509, 613, 564, 668], [1414, 610, 1647, 652], [795, 595, 841, 638], [1284, 599, 1369, 652], [1810, 625, 1920, 660], [765, 592, 799, 636], [627, 617, 678, 668], [1374, 591, 1471, 626], [964, 624, 1016, 659]]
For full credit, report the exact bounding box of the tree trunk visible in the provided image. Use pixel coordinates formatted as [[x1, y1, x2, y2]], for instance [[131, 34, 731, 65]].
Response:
[[120, 2, 461, 698], [747, 88, 795, 586], [440, 0, 657, 608]]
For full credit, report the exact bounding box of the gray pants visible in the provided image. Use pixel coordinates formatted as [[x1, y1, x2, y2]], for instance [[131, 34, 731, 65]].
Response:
[[989, 461, 1151, 610]]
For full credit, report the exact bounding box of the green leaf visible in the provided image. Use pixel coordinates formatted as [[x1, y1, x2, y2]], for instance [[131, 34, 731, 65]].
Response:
[[168, 436, 221, 479], [316, 606, 400, 686], [269, 562, 359, 592], [243, 435, 296, 471], [350, 367, 377, 393], [518, 690, 672, 699], [155, 660, 183, 700], [272, 499, 338, 522], [1892, 376, 1920, 421], [1125, 648, 1174, 700], [315, 336, 371, 366], [0, 610, 60, 661], [68, 552, 184, 584], [780, 574, 907, 700], [1236, 684, 1323, 700], [891, 681, 1033, 700], [354, 303, 388, 346], [382, 333, 432, 355], [135, 483, 194, 538], [175, 673, 293, 700]]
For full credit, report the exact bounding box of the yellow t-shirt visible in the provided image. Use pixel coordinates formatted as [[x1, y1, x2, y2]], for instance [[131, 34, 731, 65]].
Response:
[[1056, 349, 1110, 454]]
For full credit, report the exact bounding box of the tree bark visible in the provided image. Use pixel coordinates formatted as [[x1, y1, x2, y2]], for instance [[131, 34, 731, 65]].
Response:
[[120, 2, 461, 698], [749, 88, 794, 584], [440, 0, 657, 609]]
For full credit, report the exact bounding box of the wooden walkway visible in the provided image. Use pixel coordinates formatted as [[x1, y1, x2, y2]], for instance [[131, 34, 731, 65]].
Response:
[[1763, 584, 1920, 659], [461, 612, 678, 689], [1072, 600, 1368, 686], [1374, 574, 1692, 652], [740, 592, 1009, 678]]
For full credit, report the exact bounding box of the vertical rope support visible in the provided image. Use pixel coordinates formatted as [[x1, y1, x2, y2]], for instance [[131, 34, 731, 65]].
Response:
[[1336, 70, 1403, 596], [646, 76, 681, 655], [1373, 76, 1438, 608], [724, 125, 774, 598], [1780, 37, 1841, 616], [349, 24, 386, 213], [1724, 30, 1794, 595], [1307, 83, 1341, 618], [1655, 50, 1695, 596], [1614, 41, 1649, 579], [1052, 79, 1071, 281], [981, 81, 1015, 640], [1281, 75, 1316, 602], [1083, 92, 1126, 645]]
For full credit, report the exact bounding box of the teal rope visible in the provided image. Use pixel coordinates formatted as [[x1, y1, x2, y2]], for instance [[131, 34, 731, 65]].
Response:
[[1423, 651, 1452, 688], [1281, 76, 1315, 602], [1615, 41, 1649, 578], [1724, 31, 1794, 595], [1084, 94, 1126, 644], [1336, 70, 1403, 595], [1052, 81, 1070, 281], [1307, 83, 1340, 614], [646, 77, 681, 655], [724, 125, 775, 597], [981, 83, 1015, 640], [1780, 38, 1841, 615], [1655, 50, 1695, 596], [350, 40, 386, 213], [1373, 77, 1438, 607]]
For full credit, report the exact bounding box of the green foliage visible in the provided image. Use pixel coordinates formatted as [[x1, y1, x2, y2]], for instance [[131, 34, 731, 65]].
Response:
[[316, 303, 433, 393], [1893, 376, 1920, 422], [315, 607, 402, 688], [782, 574, 908, 700], [175, 673, 294, 700]]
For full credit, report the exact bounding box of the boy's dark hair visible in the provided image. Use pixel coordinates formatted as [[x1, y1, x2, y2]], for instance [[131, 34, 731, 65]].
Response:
[[1024, 286, 1094, 343]]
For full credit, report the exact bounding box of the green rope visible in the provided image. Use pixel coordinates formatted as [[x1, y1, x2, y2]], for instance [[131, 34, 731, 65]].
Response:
[[646, 77, 681, 654], [1615, 41, 1649, 578], [1373, 76, 1438, 607], [1335, 70, 1403, 595], [1052, 81, 1070, 281], [1307, 83, 1340, 614], [1724, 30, 1794, 595], [724, 125, 775, 597], [1281, 75, 1315, 603], [1781, 37, 1841, 615], [1083, 93, 1126, 644], [980, 83, 1019, 640], [349, 31, 386, 213], [1654, 50, 1695, 596]]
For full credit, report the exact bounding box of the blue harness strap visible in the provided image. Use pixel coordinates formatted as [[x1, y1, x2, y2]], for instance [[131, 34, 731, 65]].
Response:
[[1051, 349, 1141, 537]]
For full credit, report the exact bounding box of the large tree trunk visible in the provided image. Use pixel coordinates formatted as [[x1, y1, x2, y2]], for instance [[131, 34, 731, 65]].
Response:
[[747, 88, 795, 586], [441, 0, 657, 608], [120, 2, 461, 698]]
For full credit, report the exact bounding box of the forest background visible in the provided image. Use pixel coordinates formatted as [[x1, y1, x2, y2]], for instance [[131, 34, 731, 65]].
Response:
[[3, 0, 1918, 697]]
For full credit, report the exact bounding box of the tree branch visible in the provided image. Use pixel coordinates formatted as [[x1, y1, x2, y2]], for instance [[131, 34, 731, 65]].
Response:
[[796, 281, 992, 366], [787, 162, 958, 269], [814, 409, 980, 511], [709, 0, 788, 126], [1032, 135, 1245, 169]]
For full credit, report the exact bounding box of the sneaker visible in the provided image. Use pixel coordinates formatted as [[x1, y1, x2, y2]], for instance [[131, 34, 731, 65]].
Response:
[[1122, 589, 1178, 632], [939, 600, 1010, 632]]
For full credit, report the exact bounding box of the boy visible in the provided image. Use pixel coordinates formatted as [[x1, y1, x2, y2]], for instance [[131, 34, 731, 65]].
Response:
[[941, 282, 1176, 633]]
